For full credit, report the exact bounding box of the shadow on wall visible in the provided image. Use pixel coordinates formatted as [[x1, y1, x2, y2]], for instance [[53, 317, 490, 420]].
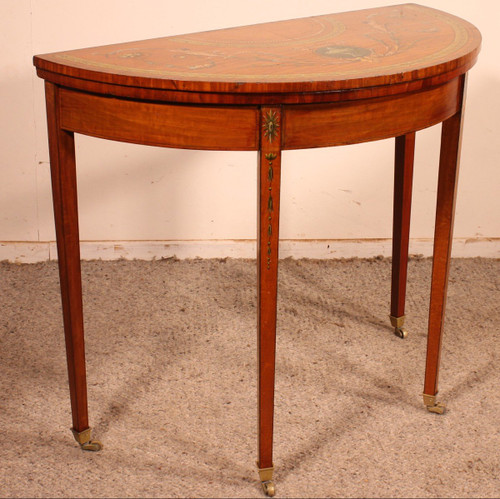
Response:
[[0, 73, 38, 241], [452, 72, 500, 238]]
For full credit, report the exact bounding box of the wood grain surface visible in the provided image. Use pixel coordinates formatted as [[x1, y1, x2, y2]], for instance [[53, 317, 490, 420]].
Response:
[[391, 133, 416, 320], [257, 108, 282, 470], [59, 88, 259, 150], [33, 4, 481, 96], [45, 82, 89, 434], [283, 76, 460, 149], [424, 74, 467, 397]]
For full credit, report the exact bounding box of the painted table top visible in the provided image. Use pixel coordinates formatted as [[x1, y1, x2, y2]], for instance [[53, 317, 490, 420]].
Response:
[[34, 4, 481, 94]]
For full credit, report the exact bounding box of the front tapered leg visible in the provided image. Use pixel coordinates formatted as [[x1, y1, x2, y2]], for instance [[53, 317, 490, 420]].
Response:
[[423, 75, 467, 414], [257, 107, 282, 497], [390, 132, 415, 339], [45, 82, 101, 450]]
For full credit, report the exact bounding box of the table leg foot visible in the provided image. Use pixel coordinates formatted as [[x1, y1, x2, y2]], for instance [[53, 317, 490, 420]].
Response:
[[257, 464, 275, 497], [391, 133, 415, 340], [389, 315, 408, 339], [71, 427, 103, 451], [423, 393, 446, 415]]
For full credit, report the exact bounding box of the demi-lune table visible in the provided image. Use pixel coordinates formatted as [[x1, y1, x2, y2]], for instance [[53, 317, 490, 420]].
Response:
[[34, 4, 481, 496]]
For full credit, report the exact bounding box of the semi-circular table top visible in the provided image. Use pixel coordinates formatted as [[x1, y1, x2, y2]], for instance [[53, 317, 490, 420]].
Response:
[[34, 4, 481, 96]]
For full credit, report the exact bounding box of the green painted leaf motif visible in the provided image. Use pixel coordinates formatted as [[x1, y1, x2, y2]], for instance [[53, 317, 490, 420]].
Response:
[[268, 195, 273, 211], [268, 224, 272, 237], [316, 45, 371, 59], [268, 165, 273, 181]]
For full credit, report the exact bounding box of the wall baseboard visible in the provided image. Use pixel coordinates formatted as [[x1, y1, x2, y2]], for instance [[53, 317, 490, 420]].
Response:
[[1, 238, 498, 263]]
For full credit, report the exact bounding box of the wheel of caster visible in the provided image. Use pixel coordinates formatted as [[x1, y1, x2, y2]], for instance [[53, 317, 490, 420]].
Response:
[[261, 480, 275, 497], [427, 403, 446, 415], [395, 327, 408, 339], [81, 440, 103, 451]]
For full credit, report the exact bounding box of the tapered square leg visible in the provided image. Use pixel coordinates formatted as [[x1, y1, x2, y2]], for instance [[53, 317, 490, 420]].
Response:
[[423, 74, 467, 413], [45, 82, 100, 450], [256, 107, 281, 496], [390, 132, 415, 339]]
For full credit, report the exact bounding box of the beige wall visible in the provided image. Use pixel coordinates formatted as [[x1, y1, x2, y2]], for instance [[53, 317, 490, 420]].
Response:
[[1, 0, 499, 261]]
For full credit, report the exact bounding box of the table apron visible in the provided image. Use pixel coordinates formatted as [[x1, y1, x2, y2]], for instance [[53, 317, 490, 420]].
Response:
[[58, 77, 460, 151], [58, 88, 261, 151], [283, 77, 461, 149]]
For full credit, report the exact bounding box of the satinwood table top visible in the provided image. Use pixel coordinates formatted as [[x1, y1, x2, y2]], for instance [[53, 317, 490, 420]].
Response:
[[34, 4, 481, 95]]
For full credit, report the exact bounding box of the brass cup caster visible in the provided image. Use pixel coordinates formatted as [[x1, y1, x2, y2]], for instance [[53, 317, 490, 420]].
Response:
[[81, 440, 103, 451], [71, 427, 103, 452], [257, 463, 275, 497], [423, 394, 446, 415], [390, 315, 408, 339], [262, 481, 275, 497], [394, 326, 408, 339]]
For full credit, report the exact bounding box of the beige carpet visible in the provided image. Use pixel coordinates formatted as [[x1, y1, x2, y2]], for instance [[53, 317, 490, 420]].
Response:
[[0, 257, 498, 498]]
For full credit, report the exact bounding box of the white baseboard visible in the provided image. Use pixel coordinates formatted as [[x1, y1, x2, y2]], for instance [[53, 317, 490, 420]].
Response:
[[1, 238, 498, 263]]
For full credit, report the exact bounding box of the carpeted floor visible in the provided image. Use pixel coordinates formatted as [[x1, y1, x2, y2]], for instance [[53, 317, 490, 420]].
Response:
[[0, 257, 498, 498]]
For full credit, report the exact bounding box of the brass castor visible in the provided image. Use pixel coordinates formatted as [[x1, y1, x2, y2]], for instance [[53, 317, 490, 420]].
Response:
[[261, 481, 275, 497], [71, 427, 103, 451], [390, 315, 408, 339], [257, 463, 275, 497], [394, 326, 408, 339], [426, 403, 446, 415], [81, 440, 103, 451], [423, 394, 446, 414]]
